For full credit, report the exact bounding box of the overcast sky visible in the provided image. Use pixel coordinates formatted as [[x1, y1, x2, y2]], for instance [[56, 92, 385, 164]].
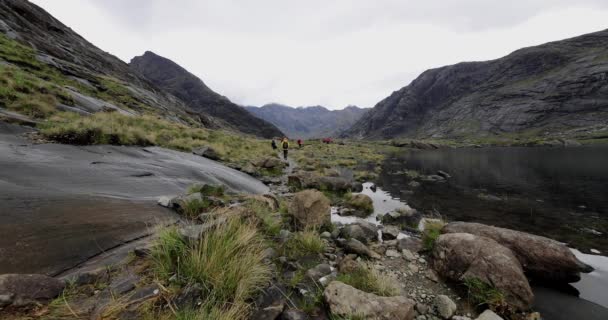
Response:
[[31, 0, 608, 109]]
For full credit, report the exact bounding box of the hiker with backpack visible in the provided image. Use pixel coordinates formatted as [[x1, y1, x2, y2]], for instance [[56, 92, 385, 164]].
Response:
[[281, 137, 289, 160]]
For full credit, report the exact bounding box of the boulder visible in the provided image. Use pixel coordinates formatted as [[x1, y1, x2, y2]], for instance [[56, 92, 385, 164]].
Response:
[[306, 264, 332, 282], [431, 233, 534, 311], [340, 221, 378, 243], [381, 207, 421, 229], [251, 285, 286, 320], [434, 295, 457, 319], [192, 146, 221, 160], [0, 274, 65, 307], [257, 157, 286, 169], [323, 281, 415, 320], [442, 222, 594, 282], [346, 194, 374, 217], [289, 190, 331, 230], [476, 309, 504, 320], [280, 309, 309, 320], [339, 238, 381, 259], [397, 237, 424, 253], [382, 225, 401, 240]]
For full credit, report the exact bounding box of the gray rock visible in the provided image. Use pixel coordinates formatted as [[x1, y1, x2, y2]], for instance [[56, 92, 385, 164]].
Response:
[[280, 309, 310, 320], [109, 273, 140, 296], [443, 222, 594, 282], [172, 283, 203, 310], [382, 207, 422, 229], [386, 249, 402, 258], [434, 295, 457, 319], [340, 222, 378, 244], [251, 285, 286, 320], [192, 146, 221, 161], [340, 238, 382, 259], [128, 284, 160, 302], [289, 190, 331, 230], [0, 274, 65, 307], [416, 302, 430, 314], [382, 225, 401, 240], [398, 237, 424, 253], [320, 231, 332, 239], [306, 264, 332, 282], [402, 249, 416, 261], [431, 233, 533, 311], [324, 281, 415, 320], [476, 309, 503, 320]]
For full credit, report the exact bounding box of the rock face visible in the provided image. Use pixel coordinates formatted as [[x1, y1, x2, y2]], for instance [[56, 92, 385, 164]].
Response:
[[130, 51, 283, 138], [323, 281, 415, 320], [246, 103, 368, 139], [0, 274, 65, 307], [289, 190, 331, 229], [344, 29, 608, 140], [431, 233, 534, 311], [442, 222, 593, 282]]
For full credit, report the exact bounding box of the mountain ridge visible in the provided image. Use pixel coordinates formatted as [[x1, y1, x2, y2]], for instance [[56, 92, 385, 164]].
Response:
[[246, 103, 368, 139], [343, 28, 608, 141]]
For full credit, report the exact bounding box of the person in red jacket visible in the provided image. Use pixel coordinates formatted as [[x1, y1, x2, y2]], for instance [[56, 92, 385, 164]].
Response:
[[297, 139, 303, 148]]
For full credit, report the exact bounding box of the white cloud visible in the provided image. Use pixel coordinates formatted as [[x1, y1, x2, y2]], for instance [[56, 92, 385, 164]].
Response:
[[30, 0, 608, 109]]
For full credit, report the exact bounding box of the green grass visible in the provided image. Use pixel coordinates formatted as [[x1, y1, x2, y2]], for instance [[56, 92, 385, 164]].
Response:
[[336, 263, 398, 297], [187, 184, 225, 197], [150, 218, 271, 320], [39, 112, 277, 167], [180, 198, 213, 219], [281, 231, 326, 259], [463, 278, 507, 310], [422, 220, 445, 251], [244, 198, 283, 237]]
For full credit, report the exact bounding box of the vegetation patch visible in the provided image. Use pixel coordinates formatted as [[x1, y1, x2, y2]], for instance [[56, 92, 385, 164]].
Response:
[[422, 220, 446, 251], [463, 277, 508, 313], [336, 263, 398, 297], [281, 231, 326, 259]]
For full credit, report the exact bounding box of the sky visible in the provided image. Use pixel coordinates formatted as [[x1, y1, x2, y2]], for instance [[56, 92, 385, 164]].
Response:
[[31, 0, 608, 110]]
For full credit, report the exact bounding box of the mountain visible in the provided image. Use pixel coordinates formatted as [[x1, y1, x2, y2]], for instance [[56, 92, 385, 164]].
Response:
[[130, 52, 283, 138], [344, 29, 608, 141], [245, 104, 368, 139]]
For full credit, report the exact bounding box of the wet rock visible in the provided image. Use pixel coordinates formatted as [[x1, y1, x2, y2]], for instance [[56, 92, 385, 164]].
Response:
[[280, 309, 310, 320], [346, 194, 374, 217], [251, 285, 286, 320], [172, 283, 203, 310], [324, 281, 416, 320], [434, 295, 457, 319], [339, 238, 381, 259], [306, 264, 332, 282], [340, 222, 378, 244], [382, 225, 401, 240], [476, 309, 503, 320], [437, 170, 451, 179], [432, 233, 533, 310], [382, 207, 422, 229], [192, 146, 220, 160], [0, 274, 65, 307], [398, 237, 424, 253], [442, 222, 594, 282], [157, 195, 178, 208], [289, 190, 331, 230]]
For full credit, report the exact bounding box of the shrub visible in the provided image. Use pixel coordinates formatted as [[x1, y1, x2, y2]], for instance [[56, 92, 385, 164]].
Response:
[[422, 220, 445, 251], [464, 277, 507, 311], [336, 263, 398, 297]]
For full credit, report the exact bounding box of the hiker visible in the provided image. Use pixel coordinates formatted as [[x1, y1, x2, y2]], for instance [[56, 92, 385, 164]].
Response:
[[271, 139, 277, 150], [297, 139, 303, 148], [281, 137, 289, 160]]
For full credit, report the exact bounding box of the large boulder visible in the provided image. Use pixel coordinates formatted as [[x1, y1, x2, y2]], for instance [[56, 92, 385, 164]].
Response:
[[431, 233, 534, 311], [323, 281, 415, 320], [442, 222, 594, 282], [346, 194, 374, 217], [0, 274, 66, 307], [340, 221, 379, 244], [289, 190, 331, 229]]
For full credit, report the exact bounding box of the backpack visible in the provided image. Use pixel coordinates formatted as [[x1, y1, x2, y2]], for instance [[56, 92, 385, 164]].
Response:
[[282, 141, 289, 149]]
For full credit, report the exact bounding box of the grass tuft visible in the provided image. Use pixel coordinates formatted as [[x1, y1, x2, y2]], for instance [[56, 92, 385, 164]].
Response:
[[281, 231, 325, 259], [336, 262, 399, 297], [463, 277, 507, 311], [422, 220, 445, 251]]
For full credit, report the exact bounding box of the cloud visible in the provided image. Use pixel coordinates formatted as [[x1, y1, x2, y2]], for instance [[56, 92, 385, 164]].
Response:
[[31, 0, 608, 109]]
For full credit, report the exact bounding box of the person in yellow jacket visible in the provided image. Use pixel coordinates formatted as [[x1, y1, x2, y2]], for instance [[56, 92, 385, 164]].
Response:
[[281, 137, 289, 160]]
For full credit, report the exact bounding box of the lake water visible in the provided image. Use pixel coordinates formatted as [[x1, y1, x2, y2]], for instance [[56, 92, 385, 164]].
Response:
[[372, 146, 608, 314]]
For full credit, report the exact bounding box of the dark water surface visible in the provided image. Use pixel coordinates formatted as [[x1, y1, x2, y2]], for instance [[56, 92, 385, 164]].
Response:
[[376, 146, 608, 314]]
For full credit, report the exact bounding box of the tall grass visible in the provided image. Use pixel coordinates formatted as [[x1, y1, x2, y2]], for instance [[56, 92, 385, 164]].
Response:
[[336, 262, 399, 297], [422, 220, 446, 251], [281, 231, 326, 259], [151, 218, 271, 319]]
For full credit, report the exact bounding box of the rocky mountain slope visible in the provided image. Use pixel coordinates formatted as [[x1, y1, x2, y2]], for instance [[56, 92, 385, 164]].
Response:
[[344, 29, 608, 141], [246, 103, 367, 139], [130, 52, 283, 138]]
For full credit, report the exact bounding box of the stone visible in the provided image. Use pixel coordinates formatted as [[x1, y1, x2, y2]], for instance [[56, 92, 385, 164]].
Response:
[[476, 309, 503, 320], [172, 283, 203, 310], [128, 284, 160, 303], [415, 302, 430, 315], [338, 256, 360, 273], [431, 233, 534, 311], [434, 295, 457, 319], [437, 170, 451, 179], [346, 194, 374, 217], [279, 229, 292, 243], [251, 285, 286, 320], [110, 273, 140, 296], [382, 225, 401, 240], [280, 309, 309, 320], [157, 195, 176, 208], [289, 190, 331, 230], [382, 207, 422, 229], [386, 249, 401, 258], [0, 274, 65, 307], [402, 249, 416, 261], [320, 231, 332, 239], [442, 222, 594, 282], [324, 281, 416, 320], [398, 237, 424, 253], [340, 222, 378, 244], [306, 264, 332, 282], [340, 238, 382, 259], [192, 146, 221, 161]]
